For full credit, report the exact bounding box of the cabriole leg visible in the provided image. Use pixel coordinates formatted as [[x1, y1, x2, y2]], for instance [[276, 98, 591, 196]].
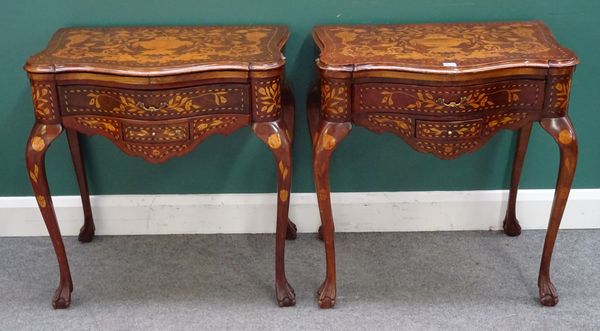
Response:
[[253, 119, 295, 307], [537, 116, 578, 306], [503, 122, 533, 236], [26, 123, 73, 309], [66, 129, 95, 242], [312, 120, 352, 308]]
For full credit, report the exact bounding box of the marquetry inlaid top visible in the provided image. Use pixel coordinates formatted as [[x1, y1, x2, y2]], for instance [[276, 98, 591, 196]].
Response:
[[25, 25, 289, 76], [313, 21, 578, 73]]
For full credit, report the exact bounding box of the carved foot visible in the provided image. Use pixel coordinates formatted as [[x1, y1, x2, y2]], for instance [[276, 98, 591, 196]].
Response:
[[275, 278, 296, 307], [318, 225, 324, 241], [286, 218, 297, 240], [78, 221, 95, 243], [317, 279, 336, 308], [502, 215, 522, 237], [51, 282, 72, 309], [539, 278, 559, 307]]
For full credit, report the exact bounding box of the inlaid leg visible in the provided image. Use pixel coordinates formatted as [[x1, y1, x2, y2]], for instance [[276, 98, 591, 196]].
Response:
[[312, 120, 352, 308], [26, 123, 73, 309], [503, 122, 533, 236], [537, 116, 578, 306], [252, 119, 295, 307], [282, 85, 297, 240], [307, 88, 328, 241], [66, 129, 95, 243]]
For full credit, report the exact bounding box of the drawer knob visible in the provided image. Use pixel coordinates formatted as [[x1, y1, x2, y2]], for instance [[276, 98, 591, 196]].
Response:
[[436, 96, 467, 108]]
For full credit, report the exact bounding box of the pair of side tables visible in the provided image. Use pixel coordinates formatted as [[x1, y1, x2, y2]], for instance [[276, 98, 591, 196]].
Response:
[[24, 22, 578, 309]]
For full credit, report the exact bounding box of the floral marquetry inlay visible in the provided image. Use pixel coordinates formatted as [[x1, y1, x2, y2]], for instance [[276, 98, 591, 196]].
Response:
[[415, 141, 480, 160], [314, 22, 578, 72], [86, 91, 229, 115], [378, 88, 520, 111], [124, 143, 189, 162], [321, 133, 337, 150], [36, 195, 47, 208], [124, 124, 188, 143], [279, 189, 289, 202], [483, 112, 529, 135], [371, 116, 410, 130], [192, 116, 246, 139], [278, 161, 289, 180], [31, 84, 54, 118], [29, 164, 40, 184], [77, 117, 120, 139], [558, 129, 573, 145], [29, 125, 48, 152], [321, 81, 348, 117], [357, 81, 542, 114], [545, 76, 572, 116], [30, 136, 46, 152], [26, 26, 289, 74], [63, 86, 246, 119], [417, 121, 481, 139], [553, 79, 571, 109], [31, 84, 55, 120], [255, 80, 282, 115], [362, 114, 413, 138], [267, 133, 282, 149]]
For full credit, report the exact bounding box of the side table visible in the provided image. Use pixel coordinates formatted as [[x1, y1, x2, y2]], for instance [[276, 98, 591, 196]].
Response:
[[309, 21, 578, 308], [25, 25, 297, 308]]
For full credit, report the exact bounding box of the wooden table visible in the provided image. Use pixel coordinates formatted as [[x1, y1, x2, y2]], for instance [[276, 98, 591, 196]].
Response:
[[309, 21, 578, 308], [24, 25, 297, 309]]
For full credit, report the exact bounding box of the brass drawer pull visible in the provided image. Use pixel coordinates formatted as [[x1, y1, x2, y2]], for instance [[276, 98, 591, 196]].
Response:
[[436, 96, 467, 108], [136, 101, 168, 112]]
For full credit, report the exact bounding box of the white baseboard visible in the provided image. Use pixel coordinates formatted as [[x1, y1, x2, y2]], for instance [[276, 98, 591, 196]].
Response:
[[1, 189, 599, 236]]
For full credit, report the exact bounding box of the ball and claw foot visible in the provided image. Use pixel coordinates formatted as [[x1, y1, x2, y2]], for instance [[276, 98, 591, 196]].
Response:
[[502, 215, 522, 237], [539, 278, 559, 307], [286, 219, 297, 240], [276, 279, 296, 307], [51, 282, 72, 309], [78, 222, 95, 243], [317, 279, 336, 308]]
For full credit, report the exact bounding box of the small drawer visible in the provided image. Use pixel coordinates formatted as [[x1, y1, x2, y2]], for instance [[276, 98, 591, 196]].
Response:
[[60, 84, 249, 120], [354, 79, 544, 115], [123, 121, 189, 143], [353, 113, 413, 138], [416, 119, 482, 140]]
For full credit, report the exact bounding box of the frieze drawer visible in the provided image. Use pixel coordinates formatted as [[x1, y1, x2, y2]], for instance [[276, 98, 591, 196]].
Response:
[[354, 79, 544, 115], [60, 84, 249, 119]]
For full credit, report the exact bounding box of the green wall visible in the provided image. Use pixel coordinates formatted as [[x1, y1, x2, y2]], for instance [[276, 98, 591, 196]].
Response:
[[1, 0, 598, 196]]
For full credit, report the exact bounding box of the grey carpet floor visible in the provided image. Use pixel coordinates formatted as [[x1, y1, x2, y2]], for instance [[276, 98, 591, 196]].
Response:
[[1, 230, 599, 330]]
